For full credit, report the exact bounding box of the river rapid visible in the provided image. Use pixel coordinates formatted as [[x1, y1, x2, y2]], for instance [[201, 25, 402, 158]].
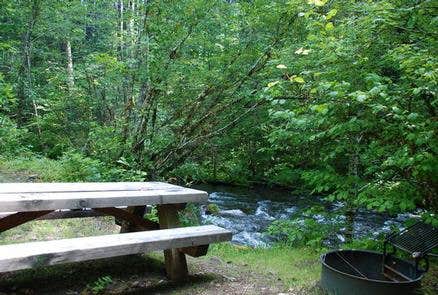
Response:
[[195, 184, 419, 248]]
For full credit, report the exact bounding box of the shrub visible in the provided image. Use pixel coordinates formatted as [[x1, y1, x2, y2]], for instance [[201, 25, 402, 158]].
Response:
[[86, 276, 112, 294], [87, 125, 124, 162], [0, 116, 29, 155], [267, 207, 342, 250], [205, 203, 220, 215], [179, 204, 202, 226], [267, 218, 335, 250], [171, 162, 210, 184], [58, 151, 104, 182]]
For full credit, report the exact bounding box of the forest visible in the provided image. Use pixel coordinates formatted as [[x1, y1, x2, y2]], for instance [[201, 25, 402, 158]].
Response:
[[0, 0, 437, 293], [1, 0, 436, 218]]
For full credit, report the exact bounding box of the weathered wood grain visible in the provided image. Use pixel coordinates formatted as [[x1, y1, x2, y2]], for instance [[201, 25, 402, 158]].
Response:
[[0, 187, 208, 212], [0, 225, 232, 273], [38, 209, 106, 219], [158, 204, 189, 281], [0, 210, 53, 233], [0, 209, 106, 220], [0, 182, 177, 194], [0, 206, 139, 219]]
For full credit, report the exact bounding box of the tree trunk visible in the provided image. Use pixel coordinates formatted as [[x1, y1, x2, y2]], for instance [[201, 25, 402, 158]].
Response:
[[66, 40, 74, 90], [17, 0, 41, 125], [129, 0, 136, 54], [118, 0, 124, 59], [345, 208, 356, 242], [344, 135, 362, 243]]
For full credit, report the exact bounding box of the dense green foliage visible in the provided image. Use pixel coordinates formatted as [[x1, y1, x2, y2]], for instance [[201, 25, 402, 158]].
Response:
[[0, 0, 436, 218]]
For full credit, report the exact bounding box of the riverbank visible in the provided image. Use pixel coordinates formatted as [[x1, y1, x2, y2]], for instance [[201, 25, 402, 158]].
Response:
[[0, 156, 437, 294]]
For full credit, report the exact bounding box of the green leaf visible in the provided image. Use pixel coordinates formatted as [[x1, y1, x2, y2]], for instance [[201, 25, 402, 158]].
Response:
[[267, 81, 280, 88], [291, 76, 305, 83], [325, 22, 334, 31], [312, 104, 329, 114], [308, 0, 327, 7], [326, 9, 338, 20]]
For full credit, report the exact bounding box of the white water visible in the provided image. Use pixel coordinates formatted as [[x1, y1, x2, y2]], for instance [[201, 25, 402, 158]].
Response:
[[197, 184, 419, 248]]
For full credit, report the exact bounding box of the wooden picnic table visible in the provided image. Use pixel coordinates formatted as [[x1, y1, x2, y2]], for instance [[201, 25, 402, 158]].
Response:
[[0, 182, 232, 281]]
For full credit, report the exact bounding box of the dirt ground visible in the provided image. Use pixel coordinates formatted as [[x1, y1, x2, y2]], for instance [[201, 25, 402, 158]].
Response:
[[0, 252, 299, 295]]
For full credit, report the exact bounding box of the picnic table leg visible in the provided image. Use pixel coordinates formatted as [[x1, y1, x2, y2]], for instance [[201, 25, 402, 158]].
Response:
[[157, 204, 188, 282]]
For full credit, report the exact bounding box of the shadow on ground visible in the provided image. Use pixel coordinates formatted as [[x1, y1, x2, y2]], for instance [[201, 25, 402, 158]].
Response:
[[0, 254, 217, 295]]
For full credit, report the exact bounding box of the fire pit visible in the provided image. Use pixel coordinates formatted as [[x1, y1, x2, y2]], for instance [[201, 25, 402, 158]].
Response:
[[320, 249, 424, 295], [320, 222, 437, 295]]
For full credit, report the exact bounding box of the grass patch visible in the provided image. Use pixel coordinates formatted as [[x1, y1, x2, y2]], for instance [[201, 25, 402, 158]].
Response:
[[208, 243, 438, 294], [0, 155, 64, 181], [208, 243, 321, 289], [0, 217, 119, 245], [421, 258, 438, 295]]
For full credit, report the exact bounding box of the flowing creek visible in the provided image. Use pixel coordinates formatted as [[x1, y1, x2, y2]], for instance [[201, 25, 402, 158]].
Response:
[[195, 184, 419, 248]]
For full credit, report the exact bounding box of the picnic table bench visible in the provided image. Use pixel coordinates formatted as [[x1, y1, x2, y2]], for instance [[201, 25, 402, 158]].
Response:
[[0, 182, 232, 281]]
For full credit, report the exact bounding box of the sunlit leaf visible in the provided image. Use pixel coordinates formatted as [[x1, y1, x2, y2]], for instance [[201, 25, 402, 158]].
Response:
[[326, 9, 337, 20], [214, 43, 224, 50], [291, 76, 305, 83], [307, 0, 327, 6], [267, 81, 280, 88], [295, 47, 311, 55], [311, 104, 328, 114], [325, 22, 334, 31]]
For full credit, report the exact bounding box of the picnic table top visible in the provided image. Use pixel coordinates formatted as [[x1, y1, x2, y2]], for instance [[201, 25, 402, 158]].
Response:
[[0, 182, 208, 212]]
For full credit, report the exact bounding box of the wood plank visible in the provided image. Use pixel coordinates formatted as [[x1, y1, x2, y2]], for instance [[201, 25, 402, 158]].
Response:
[[0, 209, 106, 220], [40, 209, 106, 220], [0, 211, 53, 233], [158, 204, 188, 281], [0, 188, 208, 212], [0, 182, 178, 194], [0, 207, 137, 219], [0, 225, 232, 273]]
